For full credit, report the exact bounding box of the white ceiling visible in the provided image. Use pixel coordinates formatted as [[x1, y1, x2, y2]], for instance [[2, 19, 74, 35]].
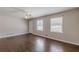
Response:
[[18, 7, 76, 17], [0, 7, 77, 19]]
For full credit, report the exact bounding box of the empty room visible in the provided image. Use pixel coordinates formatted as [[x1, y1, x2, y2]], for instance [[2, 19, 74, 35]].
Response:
[[0, 7, 79, 52]]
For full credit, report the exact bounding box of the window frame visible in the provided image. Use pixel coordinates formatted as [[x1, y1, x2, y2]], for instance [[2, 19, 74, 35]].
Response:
[[50, 16, 63, 33], [36, 19, 43, 31]]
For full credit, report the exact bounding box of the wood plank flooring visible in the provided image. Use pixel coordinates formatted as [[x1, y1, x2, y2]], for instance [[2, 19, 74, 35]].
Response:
[[0, 33, 79, 52]]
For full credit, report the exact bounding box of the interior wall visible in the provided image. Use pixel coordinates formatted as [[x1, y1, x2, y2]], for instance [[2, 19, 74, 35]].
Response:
[[0, 11, 29, 38], [29, 20, 34, 33], [29, 8, 79, 45]]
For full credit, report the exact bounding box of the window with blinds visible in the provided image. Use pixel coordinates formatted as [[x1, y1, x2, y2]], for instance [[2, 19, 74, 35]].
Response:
[[50, 17, 63, 33], [36, 19, 43, 31]]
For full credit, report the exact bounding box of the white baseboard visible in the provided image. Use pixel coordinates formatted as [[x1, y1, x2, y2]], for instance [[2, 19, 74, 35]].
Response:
[[31, 33, 79, 46], [0, 32, 79, 46], [0, 32, 29, 38]]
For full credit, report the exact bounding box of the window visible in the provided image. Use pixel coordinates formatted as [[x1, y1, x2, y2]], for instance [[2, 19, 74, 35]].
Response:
[[50, 17, 63, 33], [36, 19, 43, 31]]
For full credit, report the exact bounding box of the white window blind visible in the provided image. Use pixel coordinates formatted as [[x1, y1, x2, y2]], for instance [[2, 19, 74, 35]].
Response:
[[50, 17, 63, 33], [36, 19, 43, 31]]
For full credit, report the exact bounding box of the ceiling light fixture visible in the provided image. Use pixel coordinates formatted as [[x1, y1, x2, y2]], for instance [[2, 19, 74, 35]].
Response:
[[24, 12, 32, 19]]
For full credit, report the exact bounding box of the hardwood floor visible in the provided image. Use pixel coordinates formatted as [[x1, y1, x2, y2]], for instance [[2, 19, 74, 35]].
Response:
[[0, 33, 79, 52]]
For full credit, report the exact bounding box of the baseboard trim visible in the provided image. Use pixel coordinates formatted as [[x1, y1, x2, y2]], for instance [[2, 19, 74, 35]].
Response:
[[0, 32, 29, 38], [31, 33, 79, 46]]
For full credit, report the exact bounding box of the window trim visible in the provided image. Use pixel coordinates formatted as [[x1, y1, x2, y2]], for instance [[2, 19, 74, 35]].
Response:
[[36, 19, 43, 31], [50, 16, 63, 33]]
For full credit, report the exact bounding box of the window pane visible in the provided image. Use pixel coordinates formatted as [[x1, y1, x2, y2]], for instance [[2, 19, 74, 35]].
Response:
[[50, 17, 63, 33], [37, 20, 43, 31]]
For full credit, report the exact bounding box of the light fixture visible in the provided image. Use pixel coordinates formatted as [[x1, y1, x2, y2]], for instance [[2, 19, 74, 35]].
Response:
[[24, 12, 32, 19]]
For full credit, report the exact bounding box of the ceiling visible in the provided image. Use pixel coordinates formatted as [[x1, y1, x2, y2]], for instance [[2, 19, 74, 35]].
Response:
[[0, 7, 77, 19]]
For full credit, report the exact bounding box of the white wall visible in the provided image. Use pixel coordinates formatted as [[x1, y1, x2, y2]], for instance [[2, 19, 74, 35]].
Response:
[[29, 20, 34, 33], [29, 8, 79, 45], [0, 11, 29, 38]]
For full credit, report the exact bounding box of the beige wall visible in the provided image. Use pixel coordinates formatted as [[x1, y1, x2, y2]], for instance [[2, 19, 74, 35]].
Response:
[[29, 8, 79, 45], [0, 11, 29, 38]]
